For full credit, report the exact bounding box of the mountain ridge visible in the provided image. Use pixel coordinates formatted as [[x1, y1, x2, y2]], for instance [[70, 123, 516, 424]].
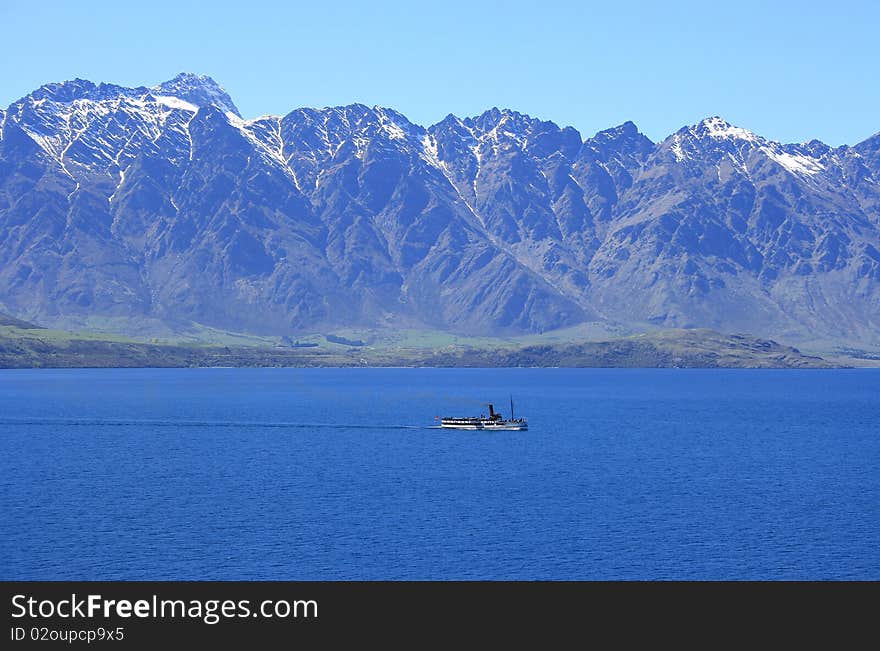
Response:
[[1, 74, 878, 347]]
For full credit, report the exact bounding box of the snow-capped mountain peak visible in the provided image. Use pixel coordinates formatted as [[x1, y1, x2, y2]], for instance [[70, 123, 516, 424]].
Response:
[[151, 73, 240, 117], [664, 116, 828, 178], [666, 117, 761, 162], [1, 73, 253, 178], [694, 116, 760, 142]]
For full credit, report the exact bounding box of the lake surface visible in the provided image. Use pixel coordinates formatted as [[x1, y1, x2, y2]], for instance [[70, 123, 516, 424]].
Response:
[[1, 368, 878, 580]]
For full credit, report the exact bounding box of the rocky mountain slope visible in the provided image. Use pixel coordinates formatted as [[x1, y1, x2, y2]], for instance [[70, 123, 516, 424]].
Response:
[[1, 74, 878, 345]]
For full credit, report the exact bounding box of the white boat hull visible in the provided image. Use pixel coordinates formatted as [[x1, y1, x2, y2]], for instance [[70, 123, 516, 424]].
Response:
[[439, 401, 527, 431], [440, 421, 528, 431]]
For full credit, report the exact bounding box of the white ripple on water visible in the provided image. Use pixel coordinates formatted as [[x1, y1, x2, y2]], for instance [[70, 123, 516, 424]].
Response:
[[0, 417, 429, 430]]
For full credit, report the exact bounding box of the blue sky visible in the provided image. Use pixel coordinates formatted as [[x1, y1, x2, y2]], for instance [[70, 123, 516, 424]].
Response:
[[2, 0, 878, 145]]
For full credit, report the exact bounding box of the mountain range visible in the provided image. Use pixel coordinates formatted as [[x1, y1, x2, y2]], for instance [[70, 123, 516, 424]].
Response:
[[1, 73, 878, 347]]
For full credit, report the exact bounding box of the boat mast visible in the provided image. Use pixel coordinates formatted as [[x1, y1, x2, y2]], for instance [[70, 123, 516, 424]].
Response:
[[510, 395, 514, 420]]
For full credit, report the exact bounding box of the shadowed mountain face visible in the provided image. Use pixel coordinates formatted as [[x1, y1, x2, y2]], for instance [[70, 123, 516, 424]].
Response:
[[1, 75, 878, 343]]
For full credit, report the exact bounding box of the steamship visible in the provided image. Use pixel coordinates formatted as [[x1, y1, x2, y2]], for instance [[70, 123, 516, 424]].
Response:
[[439, 398, 528, 431]]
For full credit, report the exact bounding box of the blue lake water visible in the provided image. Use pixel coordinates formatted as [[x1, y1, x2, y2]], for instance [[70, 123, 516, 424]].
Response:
[[1, 368, 878, 580]]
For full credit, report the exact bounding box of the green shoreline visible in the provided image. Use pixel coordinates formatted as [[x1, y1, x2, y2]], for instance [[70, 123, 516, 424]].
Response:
[[0, 324, 842, 369]]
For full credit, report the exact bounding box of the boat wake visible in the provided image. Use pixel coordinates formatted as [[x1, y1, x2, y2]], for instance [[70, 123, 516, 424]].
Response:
[[0, 417, 438, 431]]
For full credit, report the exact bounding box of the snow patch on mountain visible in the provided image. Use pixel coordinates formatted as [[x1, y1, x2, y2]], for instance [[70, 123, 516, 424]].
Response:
[[670, 135, 687, 161], [224, 112, 297, 177], [763, 147, 824, 176], [375, 107, 409, 141], [420, 132, 442, 167], [153, 95, 198, 112]]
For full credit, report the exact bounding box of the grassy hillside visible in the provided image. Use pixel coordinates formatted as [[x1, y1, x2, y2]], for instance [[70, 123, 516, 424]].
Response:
[[0, 324, 836, 369], [418, 329, 834, 368]]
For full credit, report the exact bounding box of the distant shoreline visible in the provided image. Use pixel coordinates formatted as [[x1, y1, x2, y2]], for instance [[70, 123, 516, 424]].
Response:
[[0, 327, 844, 370], [1, 365, 868, 371]]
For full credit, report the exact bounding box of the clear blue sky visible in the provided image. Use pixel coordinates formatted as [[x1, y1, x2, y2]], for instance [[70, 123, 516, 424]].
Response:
[[2, 0, 878, 145]]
